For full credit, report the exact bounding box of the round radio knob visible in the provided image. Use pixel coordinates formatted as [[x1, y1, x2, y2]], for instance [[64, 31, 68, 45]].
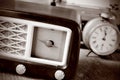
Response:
[[16, 64, 26, 75], [55, 70, 65, 80]]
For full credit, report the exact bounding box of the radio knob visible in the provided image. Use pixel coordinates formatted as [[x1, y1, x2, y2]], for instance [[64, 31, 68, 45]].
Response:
[[55, 70, 65, 80], [16, 64, 26, 75]]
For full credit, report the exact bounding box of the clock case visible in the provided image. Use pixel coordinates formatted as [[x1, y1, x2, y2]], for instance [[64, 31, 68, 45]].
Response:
[[83, 17, 120, 56], [0, 1, 81, 80]]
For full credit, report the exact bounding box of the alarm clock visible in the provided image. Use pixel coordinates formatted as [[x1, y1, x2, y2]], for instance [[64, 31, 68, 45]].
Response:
[[0, 2, 81, 80], [83, 15, 120, 56]]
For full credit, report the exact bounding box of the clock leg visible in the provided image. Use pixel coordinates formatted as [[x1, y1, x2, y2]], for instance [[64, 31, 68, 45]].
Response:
[[86, 51, 92, 57], [86, 50, 99, 57]]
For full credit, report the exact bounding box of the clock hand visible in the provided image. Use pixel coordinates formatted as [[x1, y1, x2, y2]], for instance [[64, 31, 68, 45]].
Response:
[[105, 30, 107, 36], [102, 29, 107, 41]]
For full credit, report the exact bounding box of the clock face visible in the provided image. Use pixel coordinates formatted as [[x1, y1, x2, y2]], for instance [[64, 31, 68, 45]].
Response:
[[89, 25, 118, 55]]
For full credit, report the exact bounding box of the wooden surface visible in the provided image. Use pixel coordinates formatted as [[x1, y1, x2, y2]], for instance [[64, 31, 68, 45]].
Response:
[[75, 56, 120, 80], [0, 73, 41, 80]]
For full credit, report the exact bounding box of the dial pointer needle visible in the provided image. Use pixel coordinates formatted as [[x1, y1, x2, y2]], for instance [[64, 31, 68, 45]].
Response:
[[38, 40, 57, 48]]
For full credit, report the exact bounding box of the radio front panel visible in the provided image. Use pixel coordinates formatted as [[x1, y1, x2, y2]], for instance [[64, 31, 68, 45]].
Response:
[[0, 16, 72, 67]]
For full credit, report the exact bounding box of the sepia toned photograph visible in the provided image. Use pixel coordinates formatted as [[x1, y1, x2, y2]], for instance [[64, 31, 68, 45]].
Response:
[[0, 0, 120, 80]]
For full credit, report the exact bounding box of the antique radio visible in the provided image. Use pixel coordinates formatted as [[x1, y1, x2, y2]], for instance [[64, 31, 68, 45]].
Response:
[[0, 1, 81, 80]]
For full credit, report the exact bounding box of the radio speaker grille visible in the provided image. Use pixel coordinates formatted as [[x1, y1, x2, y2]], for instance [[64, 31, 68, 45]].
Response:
[[0, 20, 28, 56]]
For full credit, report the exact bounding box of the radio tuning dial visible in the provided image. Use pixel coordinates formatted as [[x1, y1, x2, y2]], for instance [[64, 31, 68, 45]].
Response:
[[39, 40, 57, 48], [55, 70, 65, 80], [16, 64, 26, 75], [45, 40, 54, 47]]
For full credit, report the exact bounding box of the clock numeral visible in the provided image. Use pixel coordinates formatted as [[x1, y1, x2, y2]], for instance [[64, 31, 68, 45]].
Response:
[[92, 37, 96, 39], [95, 44, 98, 48], [109, 44, 113, 47], [112, 39, 115, 42], [110, 29, 113, 33], [105, 27, 108, 30], [93, 41, 96, 44], [102, 44, 104, 47], [95, 32, 98, 34], [101, 44, 104, 49], [100, 28, 102, 32]]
